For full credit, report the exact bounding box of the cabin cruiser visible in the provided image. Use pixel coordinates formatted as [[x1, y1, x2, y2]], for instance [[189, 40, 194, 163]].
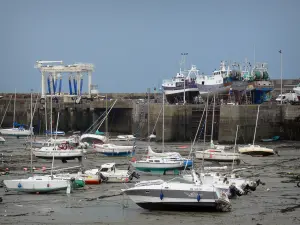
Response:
[[122, 170, 231, 212], [84, 163, 140, 183]]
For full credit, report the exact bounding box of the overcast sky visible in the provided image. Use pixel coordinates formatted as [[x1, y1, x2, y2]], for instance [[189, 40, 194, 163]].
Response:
[[0, 0, 299, 93]]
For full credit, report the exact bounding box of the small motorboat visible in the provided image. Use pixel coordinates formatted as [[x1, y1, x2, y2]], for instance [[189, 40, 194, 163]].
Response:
[[261, 136, 280, 142], [45, 130, 66, 136], [116, 135, 136, 141], [80, 133, 108, 144], [195, 148, 240, 163], [93, 143, 135, 156], [238, 145, 275, 156], [122, 170, 231, 212], [84, 162, 140, 183]]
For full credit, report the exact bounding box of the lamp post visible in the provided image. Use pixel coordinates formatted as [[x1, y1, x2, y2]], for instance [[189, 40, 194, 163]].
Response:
[[279, 50, 283, 104], [181, 53, 188, 104]]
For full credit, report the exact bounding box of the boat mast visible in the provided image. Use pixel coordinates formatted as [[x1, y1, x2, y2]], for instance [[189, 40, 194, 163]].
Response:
[[51, 112, 60, 177], [162, 90, 165, 152], [45, 96, 47, 137], [30, 91, 33, 173], [13, 89, 16, 128], [105, 94, 108, 139], [203, 94, 209, 146], [252, 105, 260, 145], [232, 124, 239, 171], [50, 94, 53, 139], [210, 94, 216, 146]]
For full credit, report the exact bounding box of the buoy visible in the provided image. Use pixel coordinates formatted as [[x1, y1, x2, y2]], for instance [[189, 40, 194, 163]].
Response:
[[160, 191, 164, 200], [197, 193, 201, 202], [23, 168, 28, 171], [5, 168, 9, 171], [131, 157, 136, 162], [42, 166, 46, 172]]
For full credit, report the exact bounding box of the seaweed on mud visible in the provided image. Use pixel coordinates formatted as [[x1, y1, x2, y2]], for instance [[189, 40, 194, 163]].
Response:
[[85, 192, 122, 201], [280, 204, 300, 213]]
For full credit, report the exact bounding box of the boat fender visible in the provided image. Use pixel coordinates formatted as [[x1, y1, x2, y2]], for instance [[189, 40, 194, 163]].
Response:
[[160, 191, 164, 200], [197, 193, 201, 202], [297, 182, 300, 188], [18, 183, 22, 188], [47, 183, 50, 187]]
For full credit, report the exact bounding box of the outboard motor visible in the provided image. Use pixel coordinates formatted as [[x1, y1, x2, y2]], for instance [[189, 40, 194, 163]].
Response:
[[228, 184, 243, 198], [256, 179, 265, 186], [248, 181, 258, 191], [99, 172, 108, 182], [129, 171, 140, 180]]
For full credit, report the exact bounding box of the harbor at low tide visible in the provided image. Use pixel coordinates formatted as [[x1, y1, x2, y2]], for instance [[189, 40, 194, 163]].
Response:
[[0, 136, 300, 225]]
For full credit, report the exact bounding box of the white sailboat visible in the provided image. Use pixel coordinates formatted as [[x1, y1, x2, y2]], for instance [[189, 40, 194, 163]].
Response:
[[3, 94, 71, 194], [238, 105, 275, 156], [0, 90, 33, 137], [195, 94, 240, 162]]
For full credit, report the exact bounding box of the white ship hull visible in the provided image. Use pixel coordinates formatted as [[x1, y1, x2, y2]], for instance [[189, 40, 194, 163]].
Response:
[[33, 146, 84, 160]]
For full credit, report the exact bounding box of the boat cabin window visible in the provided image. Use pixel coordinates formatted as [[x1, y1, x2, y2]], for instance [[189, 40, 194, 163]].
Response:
[[149, 160, 154, 162], [154, 160, 160, 162], [100, 168, 109, 172]]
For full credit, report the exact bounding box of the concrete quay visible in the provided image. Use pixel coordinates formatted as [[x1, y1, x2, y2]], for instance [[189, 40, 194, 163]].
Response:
[[0, 93, 299, 143]]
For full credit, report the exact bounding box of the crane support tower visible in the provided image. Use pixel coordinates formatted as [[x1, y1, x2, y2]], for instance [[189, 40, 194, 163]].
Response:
[[35, 60, 94, 99]]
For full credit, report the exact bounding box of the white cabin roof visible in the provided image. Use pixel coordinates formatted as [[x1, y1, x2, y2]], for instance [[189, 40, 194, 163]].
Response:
[[101, 163, 116, 168]]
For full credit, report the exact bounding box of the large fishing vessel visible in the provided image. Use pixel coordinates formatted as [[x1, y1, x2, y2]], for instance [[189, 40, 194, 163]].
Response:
[[162, 65, 199, 104]]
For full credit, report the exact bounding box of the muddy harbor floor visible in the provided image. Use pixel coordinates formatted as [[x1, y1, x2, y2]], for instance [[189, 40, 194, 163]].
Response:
[[0, 137, 300, 225]]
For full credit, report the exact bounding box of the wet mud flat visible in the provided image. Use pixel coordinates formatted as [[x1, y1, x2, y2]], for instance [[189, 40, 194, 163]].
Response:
[[0, 137, 300, 225]]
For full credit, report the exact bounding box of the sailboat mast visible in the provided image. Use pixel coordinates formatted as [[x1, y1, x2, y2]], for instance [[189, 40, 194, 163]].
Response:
[[252, 105, 260, 145], [211, 94, 216, 144], [51, 112, 60, 177], [45, 97, 47, 137], [30, 91, 33, 173], [203, 94, 209, 146], [232, 124, 239, 171], [13, 89, 16, 128], [105, 94, 108, 138], [50, 95, 53, 139], [162, 91, 165, 152]]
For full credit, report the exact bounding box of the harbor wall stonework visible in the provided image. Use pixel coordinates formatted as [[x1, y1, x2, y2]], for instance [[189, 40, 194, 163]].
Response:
[[1, 94, 300, 143], [218, 104, 300, 143]]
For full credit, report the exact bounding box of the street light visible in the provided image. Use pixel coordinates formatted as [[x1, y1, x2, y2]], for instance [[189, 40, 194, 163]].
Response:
[[279, 50, 283, 104]]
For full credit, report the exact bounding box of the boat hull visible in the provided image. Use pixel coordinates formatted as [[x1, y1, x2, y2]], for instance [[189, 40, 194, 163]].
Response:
[[239, 151, 274, 157], [3, 179, 69, 193], [164, 88, 199, 104], [100, 151, 133, 157], [0, 128, 32, 137], [33, 149, 83, 160], [239, 145, 274, 157], [195, 151, 240, 163], [124, 188, 227, 211]]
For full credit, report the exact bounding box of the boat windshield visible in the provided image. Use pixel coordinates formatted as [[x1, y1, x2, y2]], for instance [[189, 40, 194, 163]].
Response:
[[168, 177, 194, 184]]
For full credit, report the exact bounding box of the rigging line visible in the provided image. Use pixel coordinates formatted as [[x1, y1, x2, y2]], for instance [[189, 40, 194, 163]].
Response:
[[0, 95, 13, 128], [182, 104, 207, 174]]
